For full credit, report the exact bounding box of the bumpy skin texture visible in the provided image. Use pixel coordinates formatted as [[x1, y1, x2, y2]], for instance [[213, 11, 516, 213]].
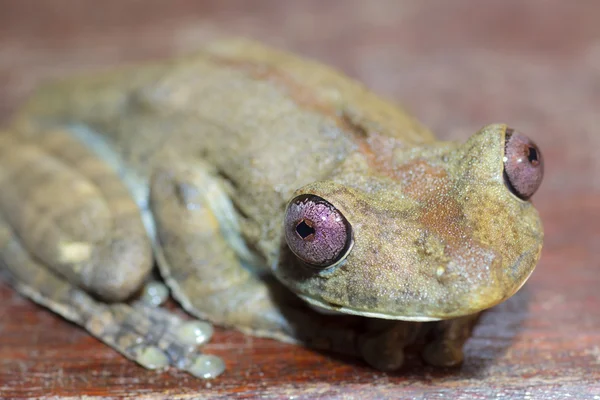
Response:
[[0, 39, 543, 376]]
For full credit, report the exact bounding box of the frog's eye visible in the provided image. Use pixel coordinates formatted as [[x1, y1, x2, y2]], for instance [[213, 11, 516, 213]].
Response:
[[284, 194, 353, 269], [503, 129, 544, 200]]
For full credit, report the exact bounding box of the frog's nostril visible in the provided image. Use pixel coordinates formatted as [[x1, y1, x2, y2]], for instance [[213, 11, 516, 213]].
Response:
[[295, 219, 315, 240]]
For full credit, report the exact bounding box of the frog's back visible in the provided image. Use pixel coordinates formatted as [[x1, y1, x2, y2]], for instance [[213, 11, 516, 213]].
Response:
[[9, 38, 439, 280], [12, 39, 436, 233], [15, 38, 434, 148], [11, 38, 434, 208], [200, 39, 434, 143]]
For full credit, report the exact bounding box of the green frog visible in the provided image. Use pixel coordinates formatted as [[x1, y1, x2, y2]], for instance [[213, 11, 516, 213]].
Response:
[[0, 39, 544, 378]]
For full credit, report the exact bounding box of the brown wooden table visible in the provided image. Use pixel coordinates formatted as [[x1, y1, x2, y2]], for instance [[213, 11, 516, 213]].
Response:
[[1, 1, 599, 398]]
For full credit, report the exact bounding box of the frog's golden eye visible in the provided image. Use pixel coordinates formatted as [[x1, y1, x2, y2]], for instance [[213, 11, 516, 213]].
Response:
[[503, 129, 544, 200], [284, 194, 353, 268]]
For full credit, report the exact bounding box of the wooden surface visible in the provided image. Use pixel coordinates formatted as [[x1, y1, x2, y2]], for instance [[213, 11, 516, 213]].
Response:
[[0, 1, 599, 398]]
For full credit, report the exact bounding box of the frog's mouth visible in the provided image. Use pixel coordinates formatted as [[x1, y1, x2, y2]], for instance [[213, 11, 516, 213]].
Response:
[[296, 294, 442, 322], [272, 250, 441, 321], [273, 218, 542, 321], [277, 250, 539, 322]]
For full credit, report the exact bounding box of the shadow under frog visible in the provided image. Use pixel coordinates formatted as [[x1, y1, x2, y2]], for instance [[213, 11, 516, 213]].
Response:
[[0, 39, 544, 379]]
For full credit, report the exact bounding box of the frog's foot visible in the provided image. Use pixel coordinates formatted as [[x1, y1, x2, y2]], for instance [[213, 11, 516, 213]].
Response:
[[85, 300, 224, 378], [421, 314, 480, 367], [0, 212, 224, 378], [104, 301, 223, 378]]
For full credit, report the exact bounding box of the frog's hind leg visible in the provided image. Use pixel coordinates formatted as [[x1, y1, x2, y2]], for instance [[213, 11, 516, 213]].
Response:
[[0, 219, 223, 377], [0, 131, 153, 301], [0, 132, 224, 378]]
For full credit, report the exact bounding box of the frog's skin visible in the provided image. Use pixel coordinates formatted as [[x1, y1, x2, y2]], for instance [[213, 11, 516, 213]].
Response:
[[0, 39, 544, 377]]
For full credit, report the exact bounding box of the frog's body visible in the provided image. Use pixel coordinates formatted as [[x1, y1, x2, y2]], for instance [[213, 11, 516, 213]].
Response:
[[0, 39, 543, 378]]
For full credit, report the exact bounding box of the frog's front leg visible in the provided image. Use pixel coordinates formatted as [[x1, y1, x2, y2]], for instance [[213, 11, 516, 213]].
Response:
[[149, 160, 291, 336], [357, 319, 421, 371], [0, 131, 223, 378], [421, 313, 481, 367], [149, 160, 393, 363]]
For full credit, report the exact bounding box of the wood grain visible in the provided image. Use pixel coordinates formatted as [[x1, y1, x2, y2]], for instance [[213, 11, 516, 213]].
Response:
[[1, 0, 599, 398]]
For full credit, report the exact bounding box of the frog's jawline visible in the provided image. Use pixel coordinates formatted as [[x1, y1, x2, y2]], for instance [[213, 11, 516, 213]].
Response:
[[300, 252, 539, 323], [298, 294, 441, 322]]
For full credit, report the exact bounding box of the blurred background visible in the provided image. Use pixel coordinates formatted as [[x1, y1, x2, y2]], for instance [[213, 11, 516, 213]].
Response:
[[0, 1, 598, 398]]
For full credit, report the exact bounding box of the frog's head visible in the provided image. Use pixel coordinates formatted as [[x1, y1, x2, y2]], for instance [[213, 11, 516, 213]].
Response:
[[274, 124, 544, 320]]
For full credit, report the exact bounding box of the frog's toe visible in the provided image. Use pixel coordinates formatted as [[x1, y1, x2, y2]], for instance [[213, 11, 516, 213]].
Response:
[[420, 314, 480, 368], [358, 321, 420, 372], [132, 332, 225, 379], [421, 339, 464, 367], [138, 280, 170, 307], [360, 336, 405, 371], [126, 337, 224, 379], [174, 320, 215, 346], [186, 354, 226, 379]]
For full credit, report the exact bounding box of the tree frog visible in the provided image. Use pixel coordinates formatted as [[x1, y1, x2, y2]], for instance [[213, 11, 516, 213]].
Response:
[[0, 39, 544, 378]]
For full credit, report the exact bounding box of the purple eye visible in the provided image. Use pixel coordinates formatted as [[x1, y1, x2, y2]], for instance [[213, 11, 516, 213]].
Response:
[[503, 129, 544, 200], [284, 194, 353, 268]]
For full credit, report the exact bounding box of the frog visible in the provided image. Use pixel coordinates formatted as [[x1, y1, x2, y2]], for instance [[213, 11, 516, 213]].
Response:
[[0, 38, 544, 379]]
